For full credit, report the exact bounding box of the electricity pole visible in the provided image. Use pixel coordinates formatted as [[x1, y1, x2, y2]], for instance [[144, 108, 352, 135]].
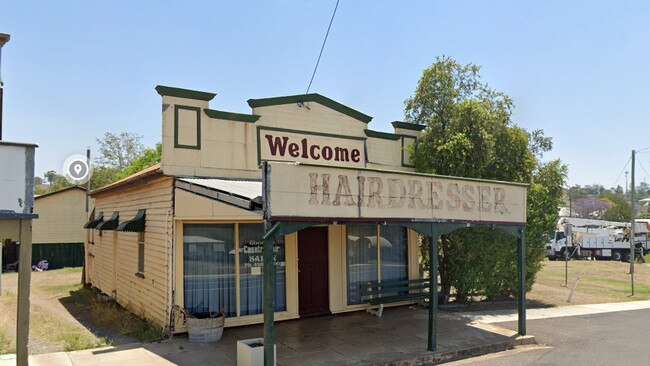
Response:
[[0, 33, 10, 140], [630, 150, 635, 295]]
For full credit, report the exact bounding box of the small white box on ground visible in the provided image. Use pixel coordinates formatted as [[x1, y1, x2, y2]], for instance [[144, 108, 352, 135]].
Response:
[[237, 338, 276, 366]]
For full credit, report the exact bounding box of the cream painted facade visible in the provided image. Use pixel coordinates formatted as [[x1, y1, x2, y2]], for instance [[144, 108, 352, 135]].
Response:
[[87, 175, 174, 326], [85, 86, 427, 331], [33, 187, 89, 244]]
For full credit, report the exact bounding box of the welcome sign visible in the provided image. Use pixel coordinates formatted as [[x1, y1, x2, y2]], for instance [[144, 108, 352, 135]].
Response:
[[257, 127, 366, 168], [265, 162, 527, 224]]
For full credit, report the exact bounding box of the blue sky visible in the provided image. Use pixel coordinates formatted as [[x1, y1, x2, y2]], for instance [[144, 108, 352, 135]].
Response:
[[2, 1, 649, 188]]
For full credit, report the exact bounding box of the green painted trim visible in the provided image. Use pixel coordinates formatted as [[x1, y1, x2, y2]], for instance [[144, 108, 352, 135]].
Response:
[[174, 105, 202, 150], [273, 162, 530, 188], [247, 93, 373, 123], [364, 129, 401, 141], [155, 85, 216, 101], [96, 211, 119, 231], [116, 209, 146, 232], [256, 126, 367, 165], [84, 211, 104, 229], [204, 108, 260, 123], [392, 121, 426, 131], [401, 135, 417, 168]]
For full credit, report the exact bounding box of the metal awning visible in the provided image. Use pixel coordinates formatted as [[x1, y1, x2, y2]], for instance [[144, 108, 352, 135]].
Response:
[[84, 211, 104, 229], [176, 178, 262, 210], [96, 211, 119, 231], [116, 209, 146, 232]]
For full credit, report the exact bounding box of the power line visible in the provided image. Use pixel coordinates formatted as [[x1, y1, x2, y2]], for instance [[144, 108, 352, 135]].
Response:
[[638, 159, 650, 182], [613, 156, 631, 188], [635, 145, 650, 154], [306, 0, 341, 94]]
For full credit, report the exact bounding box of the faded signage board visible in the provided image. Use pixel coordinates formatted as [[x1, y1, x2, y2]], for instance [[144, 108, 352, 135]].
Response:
[[0, 142, 36, 215], [265, 162, 527, 224], [257, 127, 366, 168]]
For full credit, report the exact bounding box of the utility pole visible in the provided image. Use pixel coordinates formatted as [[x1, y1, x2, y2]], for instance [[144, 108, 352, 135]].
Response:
[[0, 33, 10, 140], [630, 151, 635, 295], [625, 171, 629, 195]]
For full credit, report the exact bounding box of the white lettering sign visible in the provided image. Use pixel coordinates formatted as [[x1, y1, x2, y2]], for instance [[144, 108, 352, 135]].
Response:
[[266, 163, 527, 224]]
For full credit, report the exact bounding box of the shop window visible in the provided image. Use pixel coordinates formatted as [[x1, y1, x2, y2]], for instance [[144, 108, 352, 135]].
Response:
[[379, 226, 408, 283], [238, 223, 286, 315], [183, 223, 287, 319], [137, 232, 145, 276], [346, 224, 379, 305], [183, 224, 236, 317], [346, 224, 408, 305]]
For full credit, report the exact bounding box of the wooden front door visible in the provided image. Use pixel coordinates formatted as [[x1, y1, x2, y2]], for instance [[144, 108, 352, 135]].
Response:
[[298, 227, 330, 317]]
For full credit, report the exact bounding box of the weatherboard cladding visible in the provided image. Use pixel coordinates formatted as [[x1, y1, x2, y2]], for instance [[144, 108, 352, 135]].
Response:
[[91, 176, 173, 327], [32, 187, 88, 244]]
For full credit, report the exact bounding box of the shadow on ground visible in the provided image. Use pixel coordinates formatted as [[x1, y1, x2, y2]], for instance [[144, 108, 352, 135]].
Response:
[[24, 305, 529, 366], [58, 288, 139, 347]]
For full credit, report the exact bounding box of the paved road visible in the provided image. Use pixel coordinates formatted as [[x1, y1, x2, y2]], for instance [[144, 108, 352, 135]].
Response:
[[449, 308, 650, 366]]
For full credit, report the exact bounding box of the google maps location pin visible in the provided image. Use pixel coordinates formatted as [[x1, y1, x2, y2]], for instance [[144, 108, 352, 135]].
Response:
[[74, 163, 82, 175]]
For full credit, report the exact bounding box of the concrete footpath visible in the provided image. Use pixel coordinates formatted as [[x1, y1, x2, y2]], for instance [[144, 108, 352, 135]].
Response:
[[0, 305, 532, 366], [457, 299, 650, 324]]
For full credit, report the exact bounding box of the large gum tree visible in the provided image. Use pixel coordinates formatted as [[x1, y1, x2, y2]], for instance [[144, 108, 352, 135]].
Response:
[[405, 56, 567, 302]]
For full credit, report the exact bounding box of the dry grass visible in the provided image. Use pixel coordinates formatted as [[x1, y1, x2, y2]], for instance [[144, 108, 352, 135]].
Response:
[[527, 259, 650, 307], [0, 267, 163, 355]]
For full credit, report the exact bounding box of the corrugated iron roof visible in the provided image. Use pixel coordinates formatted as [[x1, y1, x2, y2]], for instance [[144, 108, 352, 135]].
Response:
[[178, 178, 262, 202]]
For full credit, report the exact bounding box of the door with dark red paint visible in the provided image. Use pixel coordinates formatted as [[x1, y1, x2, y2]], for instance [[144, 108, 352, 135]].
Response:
[[298, 227, 330, 317]]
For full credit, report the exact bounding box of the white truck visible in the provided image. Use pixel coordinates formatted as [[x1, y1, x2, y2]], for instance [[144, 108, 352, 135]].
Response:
[[546, 217, 649, 261]]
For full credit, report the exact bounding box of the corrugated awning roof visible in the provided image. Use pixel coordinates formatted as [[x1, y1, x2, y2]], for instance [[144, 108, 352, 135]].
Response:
[[117, 209, 146, 232], [176, 178, 262, 210]]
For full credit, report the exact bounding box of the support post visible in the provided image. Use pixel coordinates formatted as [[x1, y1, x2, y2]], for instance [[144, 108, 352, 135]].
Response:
[[16, 219, 33, 366], [261, 162, 276, 366], [427, 226, 440, 351], [517, 227, 526, 336], [262, 233, 276, 366], [630, 149, 635, 296]]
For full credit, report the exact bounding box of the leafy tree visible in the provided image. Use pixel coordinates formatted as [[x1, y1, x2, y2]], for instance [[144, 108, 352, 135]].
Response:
[[584, 184, 605, 195], [573, 197, 611, 219], [89, 166, 121, 190], [35, 171, 72, 194], [96, 131, 144, 170], [405, 56, 567, 301], [600, 192, 632, 222], [115, 143, 161, 180], [614, 185, 624, 194], [44, 170, 58, 185]]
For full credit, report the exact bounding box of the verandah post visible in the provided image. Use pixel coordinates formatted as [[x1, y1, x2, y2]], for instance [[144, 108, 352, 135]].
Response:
[[262, 231, 276, 366], [261, 161, 276, 366], [517, 227, 526, 336], [428, 225, 440, 351]]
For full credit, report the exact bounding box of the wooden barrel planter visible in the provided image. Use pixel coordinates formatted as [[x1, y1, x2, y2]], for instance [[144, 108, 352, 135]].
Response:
[[183, 308, 225, 343]]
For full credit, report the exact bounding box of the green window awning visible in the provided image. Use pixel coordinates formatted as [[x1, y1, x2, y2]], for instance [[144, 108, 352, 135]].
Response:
[[84, 211, 104, 229], [96, 211, 119, 231], [117, 209, 146, 232]]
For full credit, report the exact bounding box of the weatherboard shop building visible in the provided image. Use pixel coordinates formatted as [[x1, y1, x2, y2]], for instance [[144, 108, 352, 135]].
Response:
[[84, 86, 528, 353]]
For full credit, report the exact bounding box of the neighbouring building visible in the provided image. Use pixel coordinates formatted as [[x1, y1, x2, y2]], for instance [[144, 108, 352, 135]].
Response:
[[84, 86, 428, 330], [32, 186, 89, 269]]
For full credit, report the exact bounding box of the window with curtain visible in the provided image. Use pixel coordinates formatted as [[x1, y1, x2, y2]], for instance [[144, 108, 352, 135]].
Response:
[[183, 224, 236, 317], [346, 224, 408, 305], [379, 226, 408, 283], [346, 224, 379, 305], [239, 223, 286, 315]]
